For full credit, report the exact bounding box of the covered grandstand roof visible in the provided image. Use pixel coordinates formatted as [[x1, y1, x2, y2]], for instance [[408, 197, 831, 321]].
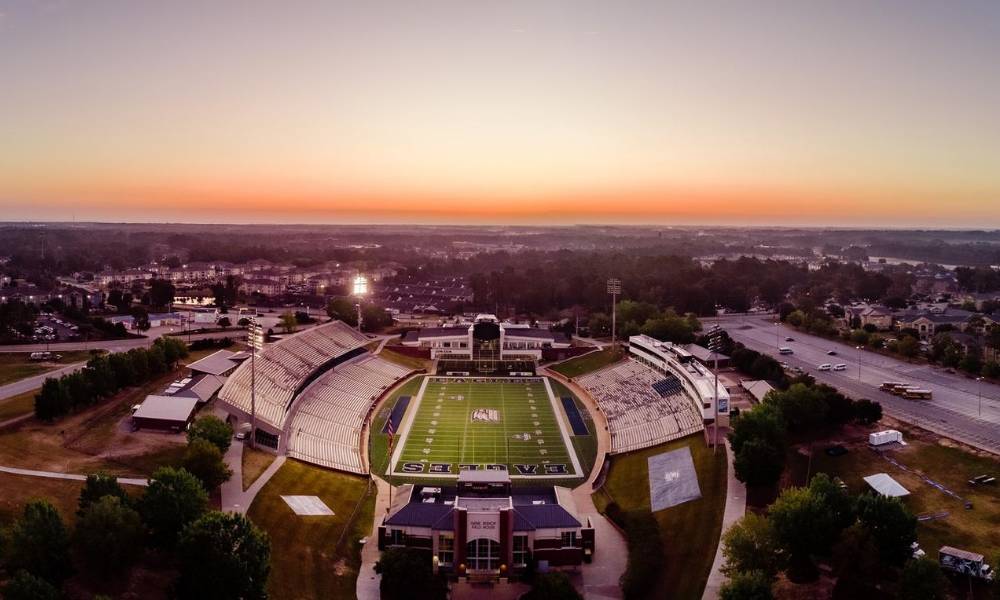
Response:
[[134, 394, 199, 423], [217, 321, 369, 430], [186, 350, 242, 376]]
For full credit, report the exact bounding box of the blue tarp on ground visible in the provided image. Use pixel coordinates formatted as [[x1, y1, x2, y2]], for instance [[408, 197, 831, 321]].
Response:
[[648, 447, 702, 512], [561, 397, 589, 435], [382, 396, 411, 434]]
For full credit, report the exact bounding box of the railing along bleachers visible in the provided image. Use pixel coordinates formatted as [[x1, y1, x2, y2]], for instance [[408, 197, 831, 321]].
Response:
[[286, 355, 414, 474], [577, 359, 704, 454], [217, 321, 369, 430]]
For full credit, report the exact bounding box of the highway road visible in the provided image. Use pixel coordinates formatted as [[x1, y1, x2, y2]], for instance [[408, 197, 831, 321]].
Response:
[[706, 314, 1000, 455], [0, 329, 247, 354]]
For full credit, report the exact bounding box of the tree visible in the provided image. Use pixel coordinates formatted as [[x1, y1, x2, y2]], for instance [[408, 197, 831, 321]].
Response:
[[34, 376, 69, 421], [182, 438, 233, 491], [831, 523, 881, 598], [855, 493, 917, 567], [149, 278, 176, 308], [375, 547, 448, 600], [279, 310, 297, 334], [722, 513, 783, 579], [898, 335, 920, 358], [729, 404, 786, 487], [768, 486, 826, 580], [78, 472, 130, 517], [733, 438, 786, 487], [1, 571, 61, 600], [522, 572, 583, 600], [187, 415, 234, 453], [853, 399, 883, 425], [763, 383, 828, 431], [176, 512, 271, 600], [4, 500, 73, 584], [218, 316, 231, 329], [326, 297, 358, 326], [898, 557, 948, 600], [139, 467, 209, 546], [719, 570, 773, 600], [74, 496, 144, 576], [131, 306, 151, 332]]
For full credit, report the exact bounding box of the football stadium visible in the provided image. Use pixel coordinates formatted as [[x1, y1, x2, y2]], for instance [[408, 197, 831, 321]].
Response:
[[209, 312, 731, 587], [387, 376, 582, 478]]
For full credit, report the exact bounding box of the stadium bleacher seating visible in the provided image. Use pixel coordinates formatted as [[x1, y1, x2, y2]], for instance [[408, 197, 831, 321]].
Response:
[[577, 359, 704, 454], [217, 321, 370, 430], [286, 355, 413, 474]]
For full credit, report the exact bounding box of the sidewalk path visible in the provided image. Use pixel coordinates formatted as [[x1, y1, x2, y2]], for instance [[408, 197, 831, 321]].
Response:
[[356, 477, 392, 600], [0, 361, 86, 401], [220, 438, 287, 514], [0, 465, 148, 487], [701, 439, 746, 600]]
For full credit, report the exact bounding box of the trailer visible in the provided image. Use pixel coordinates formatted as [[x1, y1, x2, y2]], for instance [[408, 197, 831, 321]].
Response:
[[939, 546, 994, 581], [869, 430, 903, 446]]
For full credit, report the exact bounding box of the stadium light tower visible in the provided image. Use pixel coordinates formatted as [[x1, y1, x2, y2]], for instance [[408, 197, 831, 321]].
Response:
[[247, 317, 264, 450], [707, 324, 724, 454], [607, 278, 621, 349], [352, 274, 368, 332]]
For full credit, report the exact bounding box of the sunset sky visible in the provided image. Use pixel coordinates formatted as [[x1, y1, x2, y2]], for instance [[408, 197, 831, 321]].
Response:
[[1, 1, 998, 226]]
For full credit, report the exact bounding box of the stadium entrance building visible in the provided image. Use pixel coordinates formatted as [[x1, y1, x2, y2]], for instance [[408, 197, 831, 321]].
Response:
[[378, 471, 594, 580], [400, 314, 571, 361]]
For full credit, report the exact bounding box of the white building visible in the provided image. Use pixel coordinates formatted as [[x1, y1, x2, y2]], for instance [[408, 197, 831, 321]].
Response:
[[627, 334, 730, 422]]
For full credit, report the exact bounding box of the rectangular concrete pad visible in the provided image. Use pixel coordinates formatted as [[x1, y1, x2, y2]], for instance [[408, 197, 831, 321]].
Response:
[[648, 446, 701, 512], [281, 495, 335, 516]]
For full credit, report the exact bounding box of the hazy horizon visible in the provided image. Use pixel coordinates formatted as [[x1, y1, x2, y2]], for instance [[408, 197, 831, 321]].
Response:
[[2, 1, 999, 226]]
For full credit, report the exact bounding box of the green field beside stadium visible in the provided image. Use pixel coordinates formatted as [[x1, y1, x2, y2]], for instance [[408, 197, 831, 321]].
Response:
[[390, 377, 581, 478]]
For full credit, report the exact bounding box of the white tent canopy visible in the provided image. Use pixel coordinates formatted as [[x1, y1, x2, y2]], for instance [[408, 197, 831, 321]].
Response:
[[863, 473, 910, 497]]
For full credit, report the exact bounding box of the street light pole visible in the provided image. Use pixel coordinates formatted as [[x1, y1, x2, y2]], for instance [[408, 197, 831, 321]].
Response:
[[978, 377, 984, 418], [707, 325, 723, 455], [857, 345, 863, 382]]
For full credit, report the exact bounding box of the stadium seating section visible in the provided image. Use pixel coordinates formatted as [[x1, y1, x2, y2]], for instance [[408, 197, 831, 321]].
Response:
[[577, 359, 704, 454], [287, 355, 413, 473], [218, 321, 370, 429]]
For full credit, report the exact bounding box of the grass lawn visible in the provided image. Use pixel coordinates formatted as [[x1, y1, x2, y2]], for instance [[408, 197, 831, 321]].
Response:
[[378, 347, 433, 372], [243, 445, 277, 490], [0, 366, 191, 477], [0, 472, 87, 526], [549, 347, 623, 379], [0, 350, 94, 386], [390, 377, 581, 479], [788, 433, 1000, 563], [0, 388, 38, 421], [247, 459, 375, 600], [593, 435, 728, 600]]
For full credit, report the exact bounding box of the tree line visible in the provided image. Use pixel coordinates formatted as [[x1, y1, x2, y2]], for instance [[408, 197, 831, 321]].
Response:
[[719, 474, 932, 599], [34, 337, 189, 421]]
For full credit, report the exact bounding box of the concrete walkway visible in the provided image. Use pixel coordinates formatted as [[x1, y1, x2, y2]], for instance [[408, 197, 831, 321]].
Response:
[[0, 361, 86, 400], [356, 477, 392, 600], [220, 440, 286, 514], [0, 465, 148, 487], [701, 439, 746, 600]]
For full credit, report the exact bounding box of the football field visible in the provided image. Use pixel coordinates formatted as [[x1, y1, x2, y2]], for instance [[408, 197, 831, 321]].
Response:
[[388, 377, 582, 479]]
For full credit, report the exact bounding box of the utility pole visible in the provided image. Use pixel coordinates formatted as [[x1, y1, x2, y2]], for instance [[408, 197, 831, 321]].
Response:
[[856, 345, 863, 381], [607, 278, 621, 351]]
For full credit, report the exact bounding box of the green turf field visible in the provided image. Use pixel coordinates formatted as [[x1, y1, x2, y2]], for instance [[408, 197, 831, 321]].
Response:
[[389, 377, 582, 479]]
